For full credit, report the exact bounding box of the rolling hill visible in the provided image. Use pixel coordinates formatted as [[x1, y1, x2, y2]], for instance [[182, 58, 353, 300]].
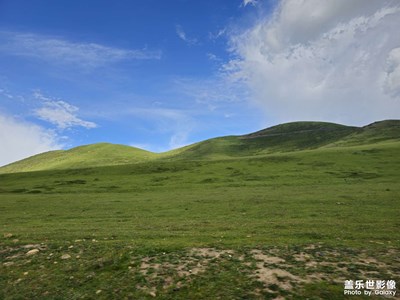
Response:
[[1, 120, 399, 173], [0, 143, 155, 173], [167, 121, 359, 160]]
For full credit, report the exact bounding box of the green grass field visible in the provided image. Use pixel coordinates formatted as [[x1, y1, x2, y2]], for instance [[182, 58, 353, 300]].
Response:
[[1, 121, 399, 299]]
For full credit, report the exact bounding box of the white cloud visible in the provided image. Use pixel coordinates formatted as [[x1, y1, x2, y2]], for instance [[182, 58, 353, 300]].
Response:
[[176, 25, 198, 45], [135, 107, 193, 150], [101, 106, 194, 151], [242, 0, 258, 7], [227, 0, 400, 125], [383, 47, 400, 97], [0, 113, 61, 166], [0, 32, 161, 69], [33, 91, 97, 129]]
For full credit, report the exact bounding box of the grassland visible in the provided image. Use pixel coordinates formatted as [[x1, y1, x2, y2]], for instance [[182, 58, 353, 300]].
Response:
[[0, 121, 399, 299]]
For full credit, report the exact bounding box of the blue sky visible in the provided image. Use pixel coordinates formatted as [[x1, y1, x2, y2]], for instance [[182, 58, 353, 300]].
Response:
[[1, 0, 400, 166]]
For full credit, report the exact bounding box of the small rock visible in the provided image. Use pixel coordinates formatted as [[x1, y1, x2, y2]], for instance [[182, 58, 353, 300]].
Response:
[[68, 245, 74, 249], [12, 239, 19, 243], [3, 262, 14, 267], [26, 249, 39, 256], [61, 254, 71, 260], [6, 254, 20, 260], [149, 291, 156, 297], [96, 290, 102, 295], [4, 233, 13, 238], [23, 244, 40, 249], [23, 272, 29, 276]]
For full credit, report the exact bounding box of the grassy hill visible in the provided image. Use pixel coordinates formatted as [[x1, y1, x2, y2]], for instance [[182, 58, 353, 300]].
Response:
[[3, 120, 398, 174], [0, 120, 399, 299], [0, 143, 155, 173], [2, 121, 399, 196], [327, 120, 400, 146], [167, 121, 360, 160]]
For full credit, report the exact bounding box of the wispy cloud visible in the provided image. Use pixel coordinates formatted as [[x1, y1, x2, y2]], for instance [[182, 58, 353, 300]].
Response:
[[209, 28, 226, 41], [0, 88, 14, 99], [175, 25, 198, 45], [227, 0, 400, 125], [33, 91, 97, 130], [129, 107, 194, 150], [0, 112, 62, 166], [241, 0, 258, 8], [172, 76, 249, 111], [206, 52, 221, 62], [0, 32, 161, 69], [94, 106, 194, 151]]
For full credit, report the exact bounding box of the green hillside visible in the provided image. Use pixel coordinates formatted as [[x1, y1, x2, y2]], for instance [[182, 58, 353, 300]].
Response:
[[164, 120, 400, 160], [168, 121, 359, 160], [327, 119, 400, 146], [1, 120, 399, 173], [0, 143, 155, 173]]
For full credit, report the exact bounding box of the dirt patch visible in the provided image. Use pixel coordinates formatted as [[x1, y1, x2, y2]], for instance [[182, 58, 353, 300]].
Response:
[[293, 252, 310, 262], [246, 245, 400, 295], [256, 266, 303, 290], [251, 249, 285, 264], [138, 251, 217, 275], [139, 258, 161, 277], [189, 247, 234, 259], [134, 248, 239, 294], [249, 249, 304, 292]]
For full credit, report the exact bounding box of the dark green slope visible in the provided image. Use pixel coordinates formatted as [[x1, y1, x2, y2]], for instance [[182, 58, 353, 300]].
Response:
[[169, 121, 360, 160], [244, 121, 354, 137], [329, 120, 400, 146]]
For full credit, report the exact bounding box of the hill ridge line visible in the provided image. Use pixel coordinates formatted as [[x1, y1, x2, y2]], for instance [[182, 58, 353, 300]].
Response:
[[1, 119, 399, 173]]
